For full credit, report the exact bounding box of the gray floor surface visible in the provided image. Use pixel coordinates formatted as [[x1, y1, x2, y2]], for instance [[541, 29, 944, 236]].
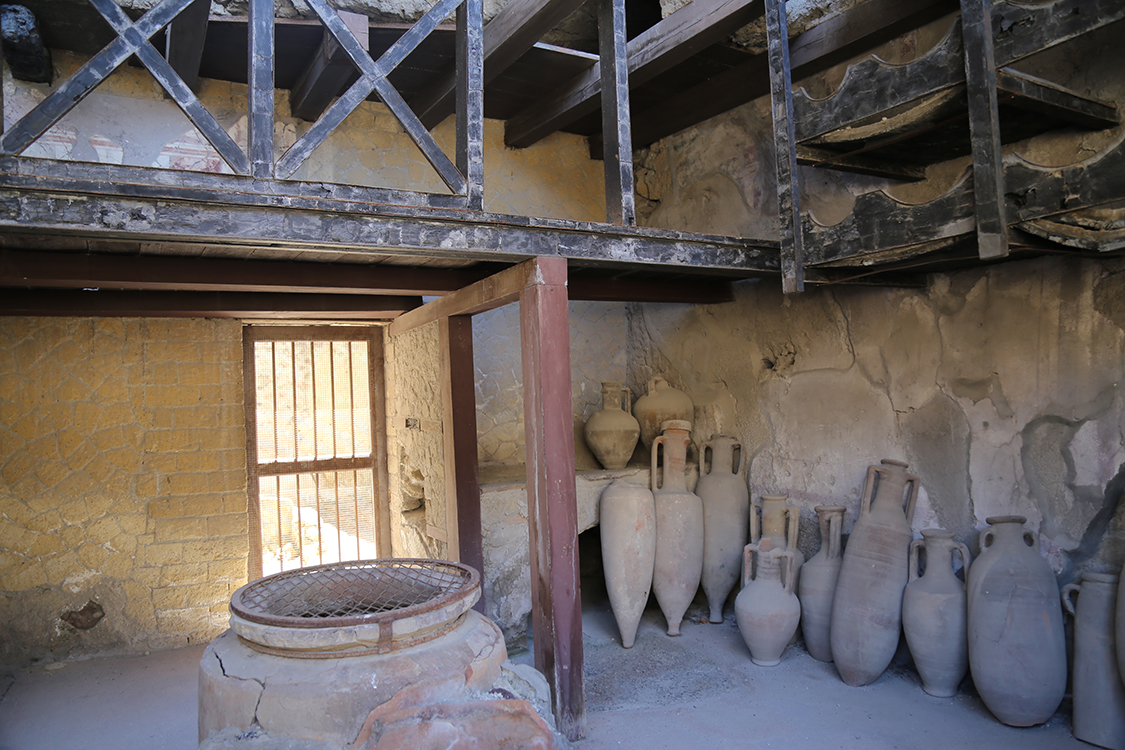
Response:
[[0, 590, 1089, 750]]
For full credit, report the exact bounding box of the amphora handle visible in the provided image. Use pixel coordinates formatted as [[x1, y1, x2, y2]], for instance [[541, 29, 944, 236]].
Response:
[[908, 539, 924, 583], [651, 436, 665, 492], [1061, 582, 1081, 618]]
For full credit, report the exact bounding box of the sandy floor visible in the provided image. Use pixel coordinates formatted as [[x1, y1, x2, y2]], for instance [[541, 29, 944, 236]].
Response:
[[0, 587, 1087, 750]]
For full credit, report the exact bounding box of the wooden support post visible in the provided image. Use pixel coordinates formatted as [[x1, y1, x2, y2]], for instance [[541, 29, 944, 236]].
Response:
[[519, 257, 585, 741], [290, 10, 369, 122], [598, 0, 636, 226], [456, 0, 484, 211], [249, 0, 275, 179], [441, 316, 485, 608], [765, 0, 804, 293], [960, 0, 1008, 259], [165, 0, 210, 94], [370, 327, 394, 559]]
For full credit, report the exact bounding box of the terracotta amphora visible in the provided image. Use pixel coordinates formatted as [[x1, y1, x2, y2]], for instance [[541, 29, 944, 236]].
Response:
[[830, 459, 918, 687], [633, 376, 693, 451], [734, 540, 800, 666], [697, 436, 750, 623], [1062, 572, 1125, 749], [585, 381, 641, 470], [798, 505, 845, 663], [902, 529, 970, 697], [967, 516, 1066, 727], [751, 495, 804, 592], [599, 479, 656, 648], [651, 419, 703, 636]]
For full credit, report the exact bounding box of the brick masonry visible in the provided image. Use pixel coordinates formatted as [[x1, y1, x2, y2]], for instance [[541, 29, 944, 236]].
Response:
[[0, 317, 246, 663]]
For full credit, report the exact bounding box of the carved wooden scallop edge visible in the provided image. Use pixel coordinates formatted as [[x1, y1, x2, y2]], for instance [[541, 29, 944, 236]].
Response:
[[804, 127, 1125, 266], [793, 18, 964, 143]]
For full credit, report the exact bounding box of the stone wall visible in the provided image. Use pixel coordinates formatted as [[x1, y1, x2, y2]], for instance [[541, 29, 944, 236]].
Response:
[[628, 256, 1125, 580], [0, 318, 246, 665]]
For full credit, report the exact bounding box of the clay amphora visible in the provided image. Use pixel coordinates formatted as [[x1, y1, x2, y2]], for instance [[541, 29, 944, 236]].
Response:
[[585, 382, 641, 470], [751, 495, 804, 592], [651, 419, 704, 636], [798, 505, 845, 663], [967, 516, 1066, 727], [696, 436, 750, 623], [633, 377, 693, 451], [599, 479, 656, 648], [1118, 560, 1125, 687], [734, 540, 800, 666], [830, 459, 919, 687], [1062, 572, 1125, 749], [902, 529, 970, 697]]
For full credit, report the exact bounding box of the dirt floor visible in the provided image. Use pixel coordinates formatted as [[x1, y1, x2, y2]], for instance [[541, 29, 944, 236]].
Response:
[[0, 582, 1089, 750]]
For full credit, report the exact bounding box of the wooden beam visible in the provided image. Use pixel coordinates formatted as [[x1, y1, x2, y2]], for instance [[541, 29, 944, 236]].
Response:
[[370, 327, 394, 558], [505, 0, 765, 149], [598, 0, 635, 226], [441, 315, 485, 608], [608, 0, 955, 153], [960, 0, 1007, 260], [249, 0, 274, 179], [765, 0, 803, 293], [996, 68, 1120, 131], [0, 289, 421, 318], [0, 158, 779, 274], [411, 0, 588, 130], [164, 0, 210, 94], [456, 0, 484, 211], [0, 248, 496, 295], [389, 258, 562, 335], [519, 257, 585, 740], [569, 275, 736, 303], [289, 10, 369, 122]]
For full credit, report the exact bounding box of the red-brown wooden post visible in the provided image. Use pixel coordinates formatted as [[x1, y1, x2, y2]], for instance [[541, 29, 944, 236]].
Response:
[[441, 315, 485, 611], [519, 257, 585, 740]]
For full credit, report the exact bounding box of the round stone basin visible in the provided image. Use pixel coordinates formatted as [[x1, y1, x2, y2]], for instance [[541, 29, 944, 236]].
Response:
[[229, 558, 480, 657]]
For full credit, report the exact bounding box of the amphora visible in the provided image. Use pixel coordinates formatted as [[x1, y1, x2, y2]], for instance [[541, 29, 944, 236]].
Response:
[[696, 436, 750, 623], [651, 419, 703, 636]]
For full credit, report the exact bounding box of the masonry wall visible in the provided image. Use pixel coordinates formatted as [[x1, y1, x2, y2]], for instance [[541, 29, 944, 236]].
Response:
[[0, 318, 246, 665]]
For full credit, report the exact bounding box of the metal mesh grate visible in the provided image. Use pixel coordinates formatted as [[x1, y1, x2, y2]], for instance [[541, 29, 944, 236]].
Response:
[[231, 559, 478, 628]]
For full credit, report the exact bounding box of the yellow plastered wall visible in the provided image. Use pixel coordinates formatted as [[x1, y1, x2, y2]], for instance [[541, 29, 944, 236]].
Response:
[[0, 317, 246, 663]]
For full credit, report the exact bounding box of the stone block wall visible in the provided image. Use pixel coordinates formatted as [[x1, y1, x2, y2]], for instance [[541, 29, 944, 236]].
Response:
[[627, 256, 1125, 582], [0, 317, 246, 664]]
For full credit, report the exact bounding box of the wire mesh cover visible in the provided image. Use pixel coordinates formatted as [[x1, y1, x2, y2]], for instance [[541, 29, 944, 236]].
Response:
[[230, 559, 479, 629]]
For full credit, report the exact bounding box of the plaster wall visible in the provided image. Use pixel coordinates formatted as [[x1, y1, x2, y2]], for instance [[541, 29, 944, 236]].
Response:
[[0, 317, 247, 665]]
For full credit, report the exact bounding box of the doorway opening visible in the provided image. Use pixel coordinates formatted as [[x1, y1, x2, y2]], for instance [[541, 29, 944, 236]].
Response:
[[243, 326, 386, 578]]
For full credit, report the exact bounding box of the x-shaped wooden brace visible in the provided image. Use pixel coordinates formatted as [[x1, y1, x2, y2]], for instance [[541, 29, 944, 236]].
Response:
[[1, 0, 250, 174], [276, 0, 468, 194]]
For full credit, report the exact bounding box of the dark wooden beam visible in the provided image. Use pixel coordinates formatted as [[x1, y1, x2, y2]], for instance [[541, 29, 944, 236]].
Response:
[[289, 10, 369, 122], [456, 0, 484, 211], [996, 68, 1120, 131], [0, 289, 421, 318], [0, 158, 779, 275], [505, 0, 765, 149], [960, 0, 1007, 260], [411, 0, 588, 130], [519, 257, 584, 740], [569, 275, 736, 303], [604, 0, 955, 155], [441, 315, 485, 609], [765, 0, 803, 293], [1, 5, 52, 83], [795, 144, 927, 181], [0, 249, 493, 295], [598, 0, 635, 226], [249, 0, 274, 179], [164, 0, 209, 94]]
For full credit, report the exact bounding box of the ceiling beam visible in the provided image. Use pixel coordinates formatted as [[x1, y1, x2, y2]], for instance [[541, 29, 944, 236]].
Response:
[[0, 249, 493, 296], [505, 0, 765, 149], [290, 9, 369, 122], [164, 0, 210, 94], [595, 0, 956, 155], [0, 157, 779, 274], [410, 0, 589, 130], [0, 289, 421, 318]]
